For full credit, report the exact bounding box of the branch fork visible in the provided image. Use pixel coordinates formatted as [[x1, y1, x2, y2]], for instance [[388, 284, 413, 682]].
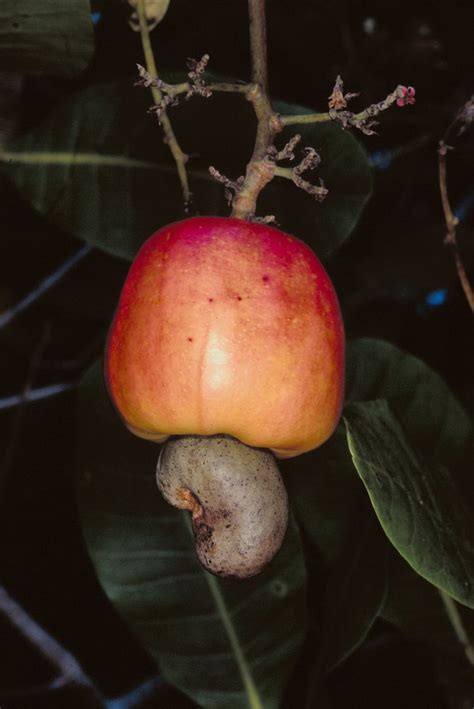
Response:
[[135, 0, 191, 203], [270, 137, 328, 201], [208, 167, 245, 206], [137, 54, 212, 122], [210, 130, 328, 218], [290, 147, 328, 200], [135, 0, 416, 223], [280, 78, 416, 137]]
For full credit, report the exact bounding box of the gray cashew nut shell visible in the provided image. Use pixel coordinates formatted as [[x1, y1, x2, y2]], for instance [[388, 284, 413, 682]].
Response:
[[156, 434, 289, 578]]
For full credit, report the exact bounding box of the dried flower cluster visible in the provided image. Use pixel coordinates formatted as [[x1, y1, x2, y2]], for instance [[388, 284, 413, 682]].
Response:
[[136, 54, 212, 122]]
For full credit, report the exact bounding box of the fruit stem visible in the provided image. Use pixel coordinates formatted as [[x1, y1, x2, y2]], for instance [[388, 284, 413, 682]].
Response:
[[248, 0, 268, 94], [136, 0, 191, 206], [231, 0, 283, 220]]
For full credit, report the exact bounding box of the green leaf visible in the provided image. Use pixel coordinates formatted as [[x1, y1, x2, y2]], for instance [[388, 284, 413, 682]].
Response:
[[342, 340, 474, 691], [345, 399, 474, 608], [288, 338, 473, 677], [0, 0, 93, 77], [77, 361, 307, 709], [288, 337, 472, 563], [346, 338, 472, 466], [2, 77, 371, 261]]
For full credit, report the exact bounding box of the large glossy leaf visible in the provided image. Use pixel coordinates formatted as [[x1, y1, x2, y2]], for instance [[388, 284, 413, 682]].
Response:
[[287, 337, 473, 675], [0, 0, 93, 76], [288, 337, 473, 562], [345, 338, 472, 466], [345, 400, 474, 608], [341, 340, 474, 691], [77, 361, 307, 709], [1, 77, 372, 261]]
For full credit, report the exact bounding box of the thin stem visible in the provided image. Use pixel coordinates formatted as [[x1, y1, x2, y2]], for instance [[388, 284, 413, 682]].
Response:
[[1, 326, 50, 498], [136, 0, 190, 205], [438, 144, 455, 232], [230, 1, 283, 220], [248, 0, 268, 92], [0, 585, 103, 706], [0, 244, 92, 330], [104, 677, 165, 708], [0, 381, 76, 411], [154, 79, 249, 97], [438, 589, 474, 666], [206, 82, 248, 94], [281, 84, 405, 132], [246, 0, 273, 161], [452, 249, 474, 311], [280, 112, 333, 126], [230, 85, 281, 219], [438, 143, 474, 313]]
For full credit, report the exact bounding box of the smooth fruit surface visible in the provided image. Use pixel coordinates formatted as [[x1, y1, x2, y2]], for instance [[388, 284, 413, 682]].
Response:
[[106, 216, 344, 457]]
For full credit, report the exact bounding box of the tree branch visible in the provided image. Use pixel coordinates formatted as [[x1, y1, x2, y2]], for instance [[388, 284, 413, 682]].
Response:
[[0, 244, 92, 331], [229, 0, 284, 220], [0, 381, 76, 411], [0, 584, 103, 707], [438, 141, 474, 313], [281, 83, 415, 135], [136, 64, 248, 98], [248, 0, 268, 92], [136, 0, 191, 206]]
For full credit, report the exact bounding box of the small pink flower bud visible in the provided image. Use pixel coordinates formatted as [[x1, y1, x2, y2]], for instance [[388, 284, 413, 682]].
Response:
[[397, 85, 416, 107]]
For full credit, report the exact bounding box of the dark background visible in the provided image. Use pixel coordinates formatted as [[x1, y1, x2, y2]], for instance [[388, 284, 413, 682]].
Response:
[[1, 1, 473, 707]]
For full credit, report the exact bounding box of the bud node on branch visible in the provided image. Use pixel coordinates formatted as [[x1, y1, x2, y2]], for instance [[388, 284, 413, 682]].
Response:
[[209, 167, 245, 205]]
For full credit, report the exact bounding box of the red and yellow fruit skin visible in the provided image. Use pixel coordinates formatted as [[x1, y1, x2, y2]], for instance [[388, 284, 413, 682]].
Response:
[[105, 216, 345, 458]]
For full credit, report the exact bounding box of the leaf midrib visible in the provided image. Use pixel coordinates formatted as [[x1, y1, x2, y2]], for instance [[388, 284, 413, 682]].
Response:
[[182, 514, 264, 709], [205, 571, 265, 709]]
